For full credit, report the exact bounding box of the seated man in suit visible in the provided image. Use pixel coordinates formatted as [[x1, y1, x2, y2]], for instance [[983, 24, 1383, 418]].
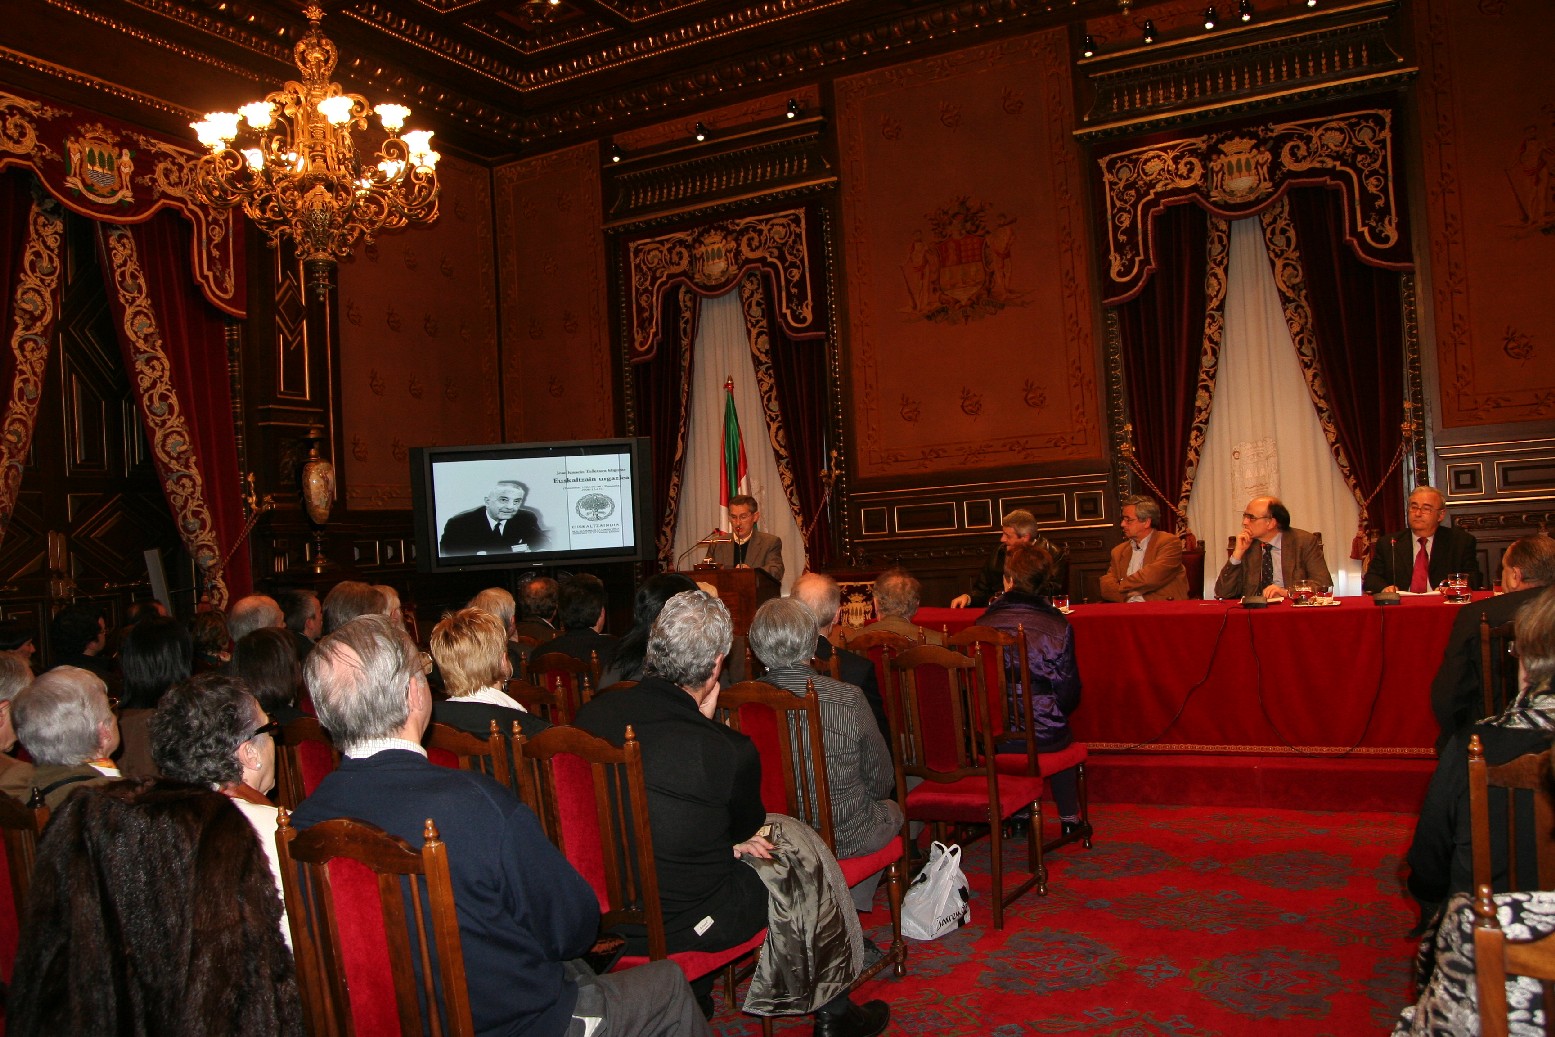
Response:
[[573, 591, 888, 1037], [513, 576, 561, 642], [526, 574, 618, 675], [867, 568, 945, 645], [1213, 495, 1332, 601], [0, 666, 120, 808], [1099, 495, 1189, 602], [950, 509, 1067, 607], [1431, 533, 1555, 750], [794, 572, 889, 745], [1363, 485, 1481, 594], [292, 614, 708, 1037], [439, 479, 549, 557], [710, 494, 784, 583]]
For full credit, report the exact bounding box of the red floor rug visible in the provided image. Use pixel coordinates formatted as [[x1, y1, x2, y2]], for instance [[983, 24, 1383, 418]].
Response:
[[711, 802, 1421, 1035]]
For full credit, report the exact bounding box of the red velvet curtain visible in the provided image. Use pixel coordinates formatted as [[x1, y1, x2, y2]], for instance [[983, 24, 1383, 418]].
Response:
[[95, 212, 252, 605], [1286, 188, 1406, 535], [745, 274, 836, 566], [634, 286, 698, 567], [1114, 204, 1209, 530]]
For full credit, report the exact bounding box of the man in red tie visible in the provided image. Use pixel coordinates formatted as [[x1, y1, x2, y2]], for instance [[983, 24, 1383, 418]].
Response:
[[1361, 486, 1481, 595]]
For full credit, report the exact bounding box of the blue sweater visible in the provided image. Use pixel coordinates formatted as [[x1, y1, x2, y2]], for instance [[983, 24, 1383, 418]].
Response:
[[290, 749, 598, 1037]]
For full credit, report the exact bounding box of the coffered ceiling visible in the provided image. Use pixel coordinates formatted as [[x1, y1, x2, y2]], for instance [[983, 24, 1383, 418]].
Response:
[[5, 0, 1134, 161]]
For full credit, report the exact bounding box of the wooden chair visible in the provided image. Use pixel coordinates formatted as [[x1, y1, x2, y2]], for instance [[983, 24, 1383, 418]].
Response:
[[276, 812, 475, 1037], [1480, 615, 1521, 718], [716, 679, 907, 983], [511, 725, 768, 1022], [501, 678, 570, 725], [838, 628, 915, 708], [1469, 735, 1555, 894], [809, 651, 841, 681], [274, 716, 340, 810], [887, 644, 1046, 929], [529, 652, 597, 720], [0, 792, 48, 981], [948, 624, 1093, 854], [510, 635, 543, 682], [424, 720, 510, 788], [1472, 883, 1555, 1037]]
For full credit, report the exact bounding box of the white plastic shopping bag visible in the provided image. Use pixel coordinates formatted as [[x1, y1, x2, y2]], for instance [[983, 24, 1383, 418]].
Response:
[[900, 841, 970, 941]]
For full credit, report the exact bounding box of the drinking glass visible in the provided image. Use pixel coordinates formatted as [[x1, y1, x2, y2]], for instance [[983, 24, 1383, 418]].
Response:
[[1290, 579, 1317, 605], [1052, 594, 1071, 612], [1444, 573, 1472, 603]]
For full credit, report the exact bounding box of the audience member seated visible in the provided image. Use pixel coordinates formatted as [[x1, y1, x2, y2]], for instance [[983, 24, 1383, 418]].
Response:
[[514, 575, 561, 642], [0, 650, 33, 784], [1213, 495, 1332, 601], [1431, 534, 1555, 751], [0, 621, 38, 669], [7, 781, 302, 1036], [321, 580, 386, 635], [374, 584, 404, 630], [599, 572, 698, 687], [226, 594, 284, 645], [114, 615, 193, 779], [749, 597, 902, 913], [950, 509, 1068, 607], [291, 614, 709, 1037], [980, 544, 1085, 835], [468, 586, 528, 680], [1406, 585, 1555, 919], [429, 607, 549, 739], [0, 666, 120, 807], [234, 627, 308, 725], [275, 587, 322, 662], [188, 609, 231, 673], [1099, 495, 1189, 602], [1364, 485, 1482, 595], [574, 591, 890, 1037], [528, 574, 618, 674], [867, 567, 945, 645], [794, 573, 888, 744], [46, 602, 113, 683], [150, 672, 289, 943]]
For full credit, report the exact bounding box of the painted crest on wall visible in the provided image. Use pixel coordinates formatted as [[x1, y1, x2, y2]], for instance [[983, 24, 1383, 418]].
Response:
[[902, 196, 1029, 324], [64, 131, 135, 205]]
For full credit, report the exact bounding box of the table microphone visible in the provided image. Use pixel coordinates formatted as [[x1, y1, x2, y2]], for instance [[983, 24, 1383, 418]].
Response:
[[1240, 594, 1269, 609], [1373, 534, 1401, 604]]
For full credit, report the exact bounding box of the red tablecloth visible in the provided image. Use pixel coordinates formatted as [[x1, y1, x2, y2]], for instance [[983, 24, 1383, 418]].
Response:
[[912, 595, 1477, 756]]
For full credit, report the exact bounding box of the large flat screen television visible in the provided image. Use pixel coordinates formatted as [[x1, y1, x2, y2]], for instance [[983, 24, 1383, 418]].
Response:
[[410, 438, 653, 574]]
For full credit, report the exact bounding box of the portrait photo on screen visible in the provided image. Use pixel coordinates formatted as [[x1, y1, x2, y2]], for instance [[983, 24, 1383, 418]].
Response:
[[432, 452, 635, 560]]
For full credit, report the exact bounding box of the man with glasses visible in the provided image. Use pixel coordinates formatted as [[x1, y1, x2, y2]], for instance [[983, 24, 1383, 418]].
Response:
[[1099, 496, 1189, 602], [1362, 485, 1481, 595], [1213, 495, 1332, 601]]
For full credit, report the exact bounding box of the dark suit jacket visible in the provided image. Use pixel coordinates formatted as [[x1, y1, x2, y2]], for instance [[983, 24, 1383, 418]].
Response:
[[512, 620, 559, 643], [1362, 524, 1481, 594], [1099, 530, 1189, 602], [527, 628, 618, 675], [290, 749, 597, 1037], [439, 506, 548, 556], [968, 538, 1069, 605], [815, 636, 888, 744], [1430, 585, 1546, 748], [1213, 527, 1332, 599], [572, 678, 769, 952], [710, 530, 784, 583]]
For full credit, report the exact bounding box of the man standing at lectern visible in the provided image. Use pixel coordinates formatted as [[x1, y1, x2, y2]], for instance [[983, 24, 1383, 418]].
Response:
[[1362, 485, 1480, 594], [710, 494, 784, 583]]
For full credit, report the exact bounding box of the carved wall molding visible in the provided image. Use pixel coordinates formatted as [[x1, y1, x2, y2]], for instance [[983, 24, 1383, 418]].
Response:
[[1076, 0, 1414, 142]]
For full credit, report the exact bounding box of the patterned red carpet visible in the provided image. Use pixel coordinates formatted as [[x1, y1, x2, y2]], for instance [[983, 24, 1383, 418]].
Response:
[[711, 803, 1420, 1035]]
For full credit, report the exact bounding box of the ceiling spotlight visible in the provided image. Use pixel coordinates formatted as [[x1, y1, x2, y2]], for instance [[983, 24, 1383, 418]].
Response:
[[1239, 0, 1253, 20], [694, 122, 707, 142], [609, 143, 623, 163], [1306, 0, 1316, 6], [1142, 19, 1157, 43], [1203, 6, 1217, 29], [786, 99, 799, 119], [1081, 34, 1095, 58]]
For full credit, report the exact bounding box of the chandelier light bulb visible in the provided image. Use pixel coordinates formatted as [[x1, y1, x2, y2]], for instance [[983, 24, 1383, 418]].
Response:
[[694, 122, 708, 142], [239, 101, 275, 129], [317, 95, 354, 125], [375, 103, 410, 132], [241, 148, 264, 170], [1239, 0, 1253, 21], [1081, 34, 1095, 58]]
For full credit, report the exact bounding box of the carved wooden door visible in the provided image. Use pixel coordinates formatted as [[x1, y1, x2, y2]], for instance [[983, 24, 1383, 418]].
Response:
[[0, 214, 191, 661]]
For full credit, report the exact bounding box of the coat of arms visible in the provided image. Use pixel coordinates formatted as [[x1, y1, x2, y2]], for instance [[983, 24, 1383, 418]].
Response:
[[64, 131, 135, 205], [901, 196, 1029, 324], [1208, 137, 1272, 206], [691, 228, 735, 285]]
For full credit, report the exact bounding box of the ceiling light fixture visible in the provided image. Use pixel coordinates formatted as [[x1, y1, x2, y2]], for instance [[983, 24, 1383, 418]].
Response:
[[1142, 19, 1157, 43], [1239, 0, 1254, 21], [1082, 34, 1096, 58], [695, 122, 708, 142], [1203, 6, 1218, 29], [786, 99, 799, 119], [610, 143, 623, 163], [190, 5, 439, 297]]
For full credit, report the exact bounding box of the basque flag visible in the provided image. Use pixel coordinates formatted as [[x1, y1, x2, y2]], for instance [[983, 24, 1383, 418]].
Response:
[[719, 377, 748, 528]]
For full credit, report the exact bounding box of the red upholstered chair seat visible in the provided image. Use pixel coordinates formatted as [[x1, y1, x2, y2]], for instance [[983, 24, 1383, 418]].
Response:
[[838, 836, 906, 888], [995, 741, 1088, 777], [614, 927, 768, 979], [906, 774, 1045, 823]]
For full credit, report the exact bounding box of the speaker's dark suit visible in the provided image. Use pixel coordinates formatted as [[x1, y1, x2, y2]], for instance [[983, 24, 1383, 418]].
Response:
[[439, 506, 548, 556], [1362, 524, 1481, 594]]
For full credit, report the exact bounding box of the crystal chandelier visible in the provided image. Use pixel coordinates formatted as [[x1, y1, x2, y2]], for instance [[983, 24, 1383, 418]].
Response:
[[191, 5, 440, 297]]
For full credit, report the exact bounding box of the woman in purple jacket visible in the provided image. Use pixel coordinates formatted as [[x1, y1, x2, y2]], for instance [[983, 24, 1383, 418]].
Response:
[[978, 543, 1084, 834]]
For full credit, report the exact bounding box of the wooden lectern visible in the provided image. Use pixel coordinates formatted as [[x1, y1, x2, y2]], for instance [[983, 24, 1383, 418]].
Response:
[[678, 567, 780, 636]]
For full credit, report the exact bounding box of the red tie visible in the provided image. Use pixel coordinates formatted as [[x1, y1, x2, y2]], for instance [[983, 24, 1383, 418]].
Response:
[[1410, 537, 1429, 593]]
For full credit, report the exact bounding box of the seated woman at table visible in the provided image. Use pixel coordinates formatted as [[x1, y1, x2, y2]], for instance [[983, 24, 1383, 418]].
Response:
[[979, 543, 1084, 836], [1404, 585, 1555, 923]]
